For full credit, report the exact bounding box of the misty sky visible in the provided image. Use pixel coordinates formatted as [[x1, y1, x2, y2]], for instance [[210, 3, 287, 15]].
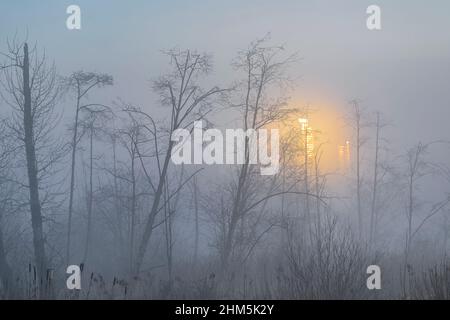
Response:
[[1, 0, 450, 150]]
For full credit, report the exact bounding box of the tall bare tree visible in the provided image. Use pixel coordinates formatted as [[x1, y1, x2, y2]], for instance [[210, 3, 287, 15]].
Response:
[[369, 112, 380, 244], [63, 71, 113, 264], [116, 119, 141, 273], [126, 49, 227, 274], [368, 111, 391, 246], [401, 142, 450, 296], [1, 41, 60, 298], [79, 105, 113, 265], [220, 37, 303, 268], [348, 99, 368, 240]]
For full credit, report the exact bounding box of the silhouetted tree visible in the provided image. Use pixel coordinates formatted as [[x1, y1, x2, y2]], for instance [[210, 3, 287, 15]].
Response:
[[62, 71, 113, 265], [1, 41, 61, 298]]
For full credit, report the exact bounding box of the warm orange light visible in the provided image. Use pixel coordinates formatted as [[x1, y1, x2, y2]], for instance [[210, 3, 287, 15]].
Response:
[[267, 104, 348, 172]]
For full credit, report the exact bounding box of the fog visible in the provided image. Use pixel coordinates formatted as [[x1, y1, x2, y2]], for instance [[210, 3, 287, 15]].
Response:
[[0, 0, 450, 299]]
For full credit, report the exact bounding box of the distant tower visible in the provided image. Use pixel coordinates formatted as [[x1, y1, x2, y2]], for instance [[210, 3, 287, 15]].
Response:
[[338, 140, 350, 171], [298, 118, 314, 159], [345, 140, 350, 162]]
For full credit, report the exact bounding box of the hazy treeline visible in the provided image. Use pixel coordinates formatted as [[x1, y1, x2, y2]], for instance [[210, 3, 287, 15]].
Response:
[[0, 35, 449, 299]]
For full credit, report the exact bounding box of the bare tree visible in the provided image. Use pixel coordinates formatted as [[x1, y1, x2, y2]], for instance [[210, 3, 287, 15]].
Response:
[[98, 126, 128, 272], [162, 165, 185, 294], [219, 37, 304, 268], [368, 111, 390, 246], [312, 140, 329, 248], [126, 49, 227, 274], [369, 111, 381, 245], [79, 105, 113, 265], [401, 142, 450, 297], [300, 110, 313, 242], [115, 118, 142, 273], [276, 117, 303, 242], [0, 41, 60, 298], [63, 71, 113, 265], [348, 99, 368, 240], [404, 143, 428, 269]]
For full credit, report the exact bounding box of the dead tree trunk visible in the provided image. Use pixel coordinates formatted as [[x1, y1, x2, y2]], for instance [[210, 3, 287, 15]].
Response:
[[66, 98, 80, 265], [369, 112, 380, 245], [112, 134, 125, 265], [129, 138, 137, 273], [82, 123, 94, 264], [350, 100, 363, 240], [64, 71, 113, 264], [22, 43, 48, 298], [163, 179, 173, 288], [134, 142, 173, 273]]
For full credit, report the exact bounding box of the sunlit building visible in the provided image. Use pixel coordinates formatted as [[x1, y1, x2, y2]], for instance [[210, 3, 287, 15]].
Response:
[[298, 118, 314, 160], [338, 140, 351, 171]]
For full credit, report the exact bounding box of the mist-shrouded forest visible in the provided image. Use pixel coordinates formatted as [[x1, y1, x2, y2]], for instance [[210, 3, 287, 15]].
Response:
[[1, 3, 450, 301]]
